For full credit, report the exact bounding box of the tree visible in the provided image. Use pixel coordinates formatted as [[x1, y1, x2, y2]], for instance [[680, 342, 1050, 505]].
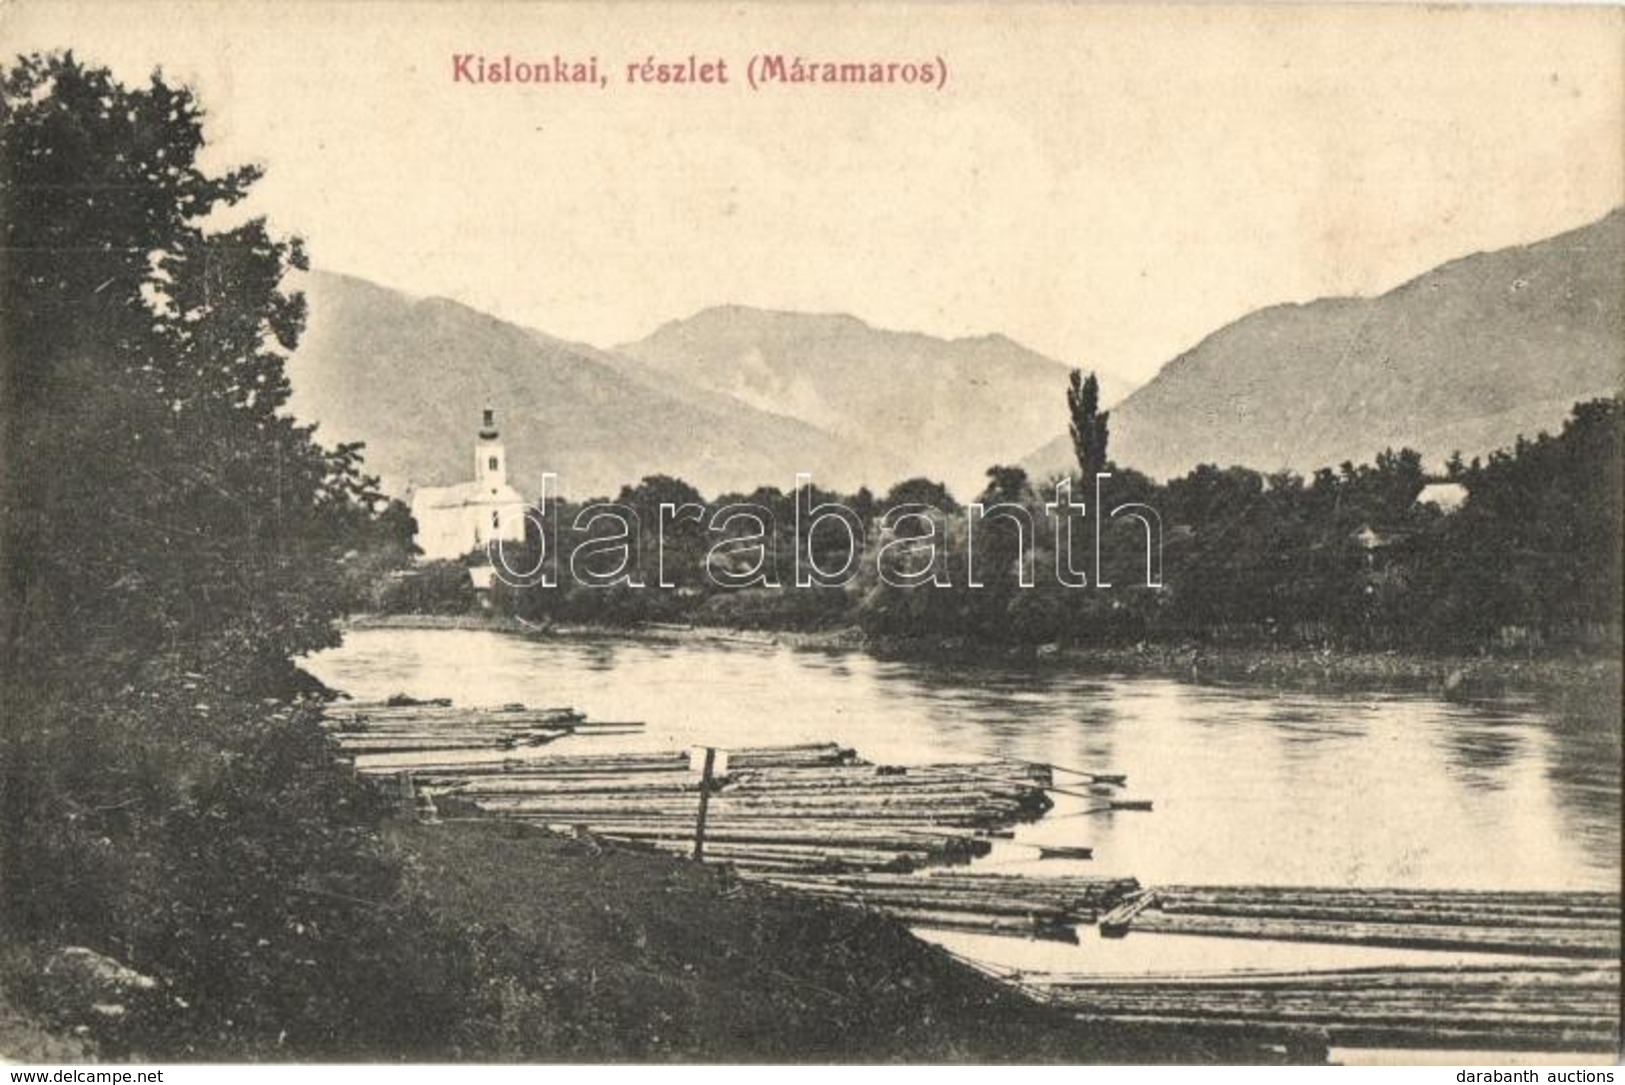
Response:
[[1, 51, 397, 688], [978, 464, 1032, 505], [1, 52, 430, 1057], [1436, 398, 1623, 641], [1067, 369, 1110, 480], [881, 477, 960, 514]]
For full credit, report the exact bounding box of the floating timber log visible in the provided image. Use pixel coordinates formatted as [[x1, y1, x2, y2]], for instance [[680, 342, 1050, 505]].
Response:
[[745, 871, 1141, 940], [1042, 787, 1156, 810], [388, 754, 691, 777], [335, 732, 578, 753], [323, 699, 645, 758], [459, 785, 1041, 807], [444, 773, 706, 796], [470, 799, 1030, 823], [377, 694, 453, 707], [613, 839, 931, 872], [876, 908, 1080, 943], [917, 872, 1138, 914], [1026, 962, 1622, 1053], [1032, 960, 1623, 991], [1128, 911, 1620, 958], [1099, 889, 1159, 936], [1155, 900, 1619, 930], [1105, 885, 1622, 959], [326, 707, 585, 729], [536, 821, 990, 859], [1154, 885, 1621, 914], [775, 870, 1139, 908], [755, 881, 1078, 918], [723, 743, 858, 768], [1020, 760, 1128, 788]]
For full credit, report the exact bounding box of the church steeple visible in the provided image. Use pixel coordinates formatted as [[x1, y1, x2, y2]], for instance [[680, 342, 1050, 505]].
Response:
[[475, 407, 506, 489]]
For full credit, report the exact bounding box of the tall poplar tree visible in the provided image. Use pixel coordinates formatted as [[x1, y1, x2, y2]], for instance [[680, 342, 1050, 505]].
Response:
[[1067, 369, 1110, 481]]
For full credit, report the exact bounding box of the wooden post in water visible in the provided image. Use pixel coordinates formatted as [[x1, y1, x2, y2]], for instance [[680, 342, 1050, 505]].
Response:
[[692, 746, 717, 861]]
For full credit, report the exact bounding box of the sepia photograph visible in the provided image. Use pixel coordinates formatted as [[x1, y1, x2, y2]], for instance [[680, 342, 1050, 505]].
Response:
[[0, 0, 1620, 1070]]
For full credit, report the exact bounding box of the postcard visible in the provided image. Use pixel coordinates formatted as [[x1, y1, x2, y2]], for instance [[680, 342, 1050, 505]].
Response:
[[1, 0, 1619, 1069]]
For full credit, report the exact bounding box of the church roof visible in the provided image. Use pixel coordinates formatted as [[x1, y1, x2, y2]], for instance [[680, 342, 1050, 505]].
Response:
[[411, 480, 526, 510]]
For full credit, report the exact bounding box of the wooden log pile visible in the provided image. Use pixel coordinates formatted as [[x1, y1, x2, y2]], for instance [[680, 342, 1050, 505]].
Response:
[[748, 871, 1141, 943], [1104, 885, 1622, 959], [1025, 961, 1622, 1052]]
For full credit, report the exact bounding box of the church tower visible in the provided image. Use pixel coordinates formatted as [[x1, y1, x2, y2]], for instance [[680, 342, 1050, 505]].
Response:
[[475, 407, 507, 494], [411, 406, 527, 561]]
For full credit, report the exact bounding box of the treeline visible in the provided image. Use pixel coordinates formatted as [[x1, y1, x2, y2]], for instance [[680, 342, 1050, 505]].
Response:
[[439, 396, 1622, 654]]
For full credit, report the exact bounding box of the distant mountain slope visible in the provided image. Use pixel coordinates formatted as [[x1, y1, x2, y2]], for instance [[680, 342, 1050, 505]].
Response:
[[1025, 210, 1624, 481], [618, 307, 1132, 498], [286, 272, 900, 501]]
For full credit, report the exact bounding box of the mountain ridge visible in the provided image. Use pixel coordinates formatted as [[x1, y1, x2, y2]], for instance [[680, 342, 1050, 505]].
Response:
[[1024, 208, 1624, 481], [283, 209, 1620, 508], [630, 304, 1049, 355], [616, 304, 1131, 496], [284, 271, 905, 501]]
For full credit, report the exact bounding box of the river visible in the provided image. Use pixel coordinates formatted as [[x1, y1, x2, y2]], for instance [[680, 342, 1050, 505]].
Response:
[[306, 626, 1620, 1030]]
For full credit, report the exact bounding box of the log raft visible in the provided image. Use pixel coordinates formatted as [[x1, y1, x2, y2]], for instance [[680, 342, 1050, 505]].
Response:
[[1025, 961, 1622, 1053], [326, 699, 1142, 938], [327, 700, 1092, 878], [450, 745, 1056, 870]]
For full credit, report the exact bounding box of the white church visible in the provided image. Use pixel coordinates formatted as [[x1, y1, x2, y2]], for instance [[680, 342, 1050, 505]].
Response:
[[410, 408, 529, 561]]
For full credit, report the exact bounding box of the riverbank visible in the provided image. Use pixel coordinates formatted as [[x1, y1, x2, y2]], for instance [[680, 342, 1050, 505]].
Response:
[[391, 818, 1307, 1062], [342, 613, 1621, 707]]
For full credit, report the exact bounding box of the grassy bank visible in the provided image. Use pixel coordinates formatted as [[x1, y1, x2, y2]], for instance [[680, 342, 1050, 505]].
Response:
[[391, 819, 1307, 1063]]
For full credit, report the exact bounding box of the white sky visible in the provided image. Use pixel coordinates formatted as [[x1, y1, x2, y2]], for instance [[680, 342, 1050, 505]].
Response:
[[6, 1, 1623, 384]]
